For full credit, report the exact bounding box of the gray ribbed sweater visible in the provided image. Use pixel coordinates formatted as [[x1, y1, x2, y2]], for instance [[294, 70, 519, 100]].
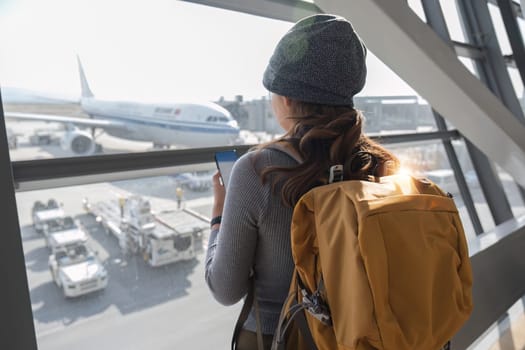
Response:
[[205, 147, 297, 335]]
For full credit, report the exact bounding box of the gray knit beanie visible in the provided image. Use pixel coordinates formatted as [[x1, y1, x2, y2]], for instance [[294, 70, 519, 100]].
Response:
[[263, 14, 367, 107]]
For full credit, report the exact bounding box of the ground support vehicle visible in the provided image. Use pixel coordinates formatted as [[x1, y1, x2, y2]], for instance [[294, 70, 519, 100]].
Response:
[[48, 244, 108, 298], [32, 199, 66, 233], [83, 196, 207, 267], [45, 217, 89, 253]]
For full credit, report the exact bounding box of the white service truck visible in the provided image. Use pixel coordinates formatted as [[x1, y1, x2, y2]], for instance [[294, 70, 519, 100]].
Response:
[[83, 195, 207, 267], [43, 216, 89, 252], [32, 199, 66, 234], [48, 244, 108, 298]]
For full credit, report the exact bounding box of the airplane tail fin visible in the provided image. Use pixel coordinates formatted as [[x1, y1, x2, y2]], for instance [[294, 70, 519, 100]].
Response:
[[77, 55, 94, 98]]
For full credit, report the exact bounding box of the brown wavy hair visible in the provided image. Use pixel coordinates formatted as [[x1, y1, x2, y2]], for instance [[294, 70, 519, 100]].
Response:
[[256, 99, 399, 207]]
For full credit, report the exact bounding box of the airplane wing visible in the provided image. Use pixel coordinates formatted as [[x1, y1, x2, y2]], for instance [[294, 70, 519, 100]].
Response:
[[4, 112, 130, 132]]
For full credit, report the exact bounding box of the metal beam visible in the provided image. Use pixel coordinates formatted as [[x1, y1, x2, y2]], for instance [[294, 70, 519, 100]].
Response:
[[489, 0, 524, 18], [181, 0, 320, 22], [497, 0, 525, 91], [459, 0, 525, 122], [453, 217, 525, 349], [0, 94, 37, 349], [452, 40, 485, 59], [11, 131, 460, 191], [313, 0, 525, 189], [457, 0, 518, 224], [12, 144, 252, 191], [422, 0, 485, 234]]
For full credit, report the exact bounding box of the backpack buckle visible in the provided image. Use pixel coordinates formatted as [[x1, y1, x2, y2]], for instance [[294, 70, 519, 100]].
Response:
[[328, 165, 344, 184], [301, 289, 332, 325]]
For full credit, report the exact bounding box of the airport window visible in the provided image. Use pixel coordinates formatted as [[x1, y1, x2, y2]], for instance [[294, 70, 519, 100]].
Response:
[[1, 0, 293, 160], [508, 67, 525, 110], [458, 57, 479, 77], [496, 165, 525, 218], [487, 3, 514, 56], [387, 140, 477, 240], [440, 0, 468, 43], [16, 170, 246, 349], [451, 139, 497, 233], [521, 15, 525, 39], [407, 0, 427, 21], [3, 1, 525, 349]]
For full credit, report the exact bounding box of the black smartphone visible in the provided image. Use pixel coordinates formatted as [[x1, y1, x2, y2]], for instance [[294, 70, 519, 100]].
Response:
[[214, 150, 238, 188]]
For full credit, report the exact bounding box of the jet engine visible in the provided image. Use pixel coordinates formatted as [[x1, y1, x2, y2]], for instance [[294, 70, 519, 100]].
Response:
[[60, 129, 96, 155]]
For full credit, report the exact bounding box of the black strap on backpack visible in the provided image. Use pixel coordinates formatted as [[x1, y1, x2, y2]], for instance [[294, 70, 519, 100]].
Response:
[[272, 271, 331, 350], [231, 276, 264, 350]]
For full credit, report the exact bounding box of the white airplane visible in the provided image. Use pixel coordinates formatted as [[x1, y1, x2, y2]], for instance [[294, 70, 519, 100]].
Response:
[[5, 57, 241, 155]]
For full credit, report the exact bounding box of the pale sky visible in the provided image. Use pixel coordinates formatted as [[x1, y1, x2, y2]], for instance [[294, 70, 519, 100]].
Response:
[[0, 0, 522, 103]]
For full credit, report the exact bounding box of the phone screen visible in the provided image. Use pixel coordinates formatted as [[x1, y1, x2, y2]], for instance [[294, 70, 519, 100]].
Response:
[[214, 150, 238, 188]]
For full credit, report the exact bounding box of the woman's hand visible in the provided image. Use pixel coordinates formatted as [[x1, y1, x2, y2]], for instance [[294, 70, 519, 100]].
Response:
[[211, 171, 226, 228]]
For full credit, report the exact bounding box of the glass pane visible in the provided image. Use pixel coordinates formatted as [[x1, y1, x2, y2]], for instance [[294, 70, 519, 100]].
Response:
[[384, 140, 477, 242], [441, 0, 468, 43], [355, 51, 437, 133], [356, 96, 436, 133], [487, 3, 513, 55], [16, 167, 240, 349], [2, 0, 446, 162], [520, 17, 525, 114], [508, 67, 525, 113], [495, 165, 525, 218], [407, 0, 427, 21], [1, 0, 293, 160], [459, 57, 479, 77], [520, 15, 525, 43], [452, 139, 496, 233]]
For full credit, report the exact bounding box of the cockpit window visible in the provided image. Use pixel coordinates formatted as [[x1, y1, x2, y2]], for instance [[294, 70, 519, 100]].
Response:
[[155, 107, 174, 114], [207, 116, 230, 123]]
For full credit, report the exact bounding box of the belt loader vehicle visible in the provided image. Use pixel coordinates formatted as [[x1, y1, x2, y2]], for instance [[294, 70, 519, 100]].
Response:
[[83, 195, 207, 267], [32, 199, 66, 234], [42, 215, 89, 252]]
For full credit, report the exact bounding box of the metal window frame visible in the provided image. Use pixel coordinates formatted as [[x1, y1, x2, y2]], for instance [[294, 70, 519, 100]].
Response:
[[11, 130, 460, 191], [457, 0, 521, 224], [422, 0, 484, 234], [496, 0, 525, 97], [0, 95, 38, 349]]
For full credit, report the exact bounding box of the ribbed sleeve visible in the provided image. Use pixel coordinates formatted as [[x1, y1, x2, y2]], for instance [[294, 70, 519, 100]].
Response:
[[205, 148, 297, 334]]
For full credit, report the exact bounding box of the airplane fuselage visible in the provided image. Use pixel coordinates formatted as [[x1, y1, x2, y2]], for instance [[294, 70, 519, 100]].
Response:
[[81, 97, 240, 147]]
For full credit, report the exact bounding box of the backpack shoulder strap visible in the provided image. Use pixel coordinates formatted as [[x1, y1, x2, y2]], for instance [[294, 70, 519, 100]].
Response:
[[264, 141, 303, 164], [231, 276, 264, 350]]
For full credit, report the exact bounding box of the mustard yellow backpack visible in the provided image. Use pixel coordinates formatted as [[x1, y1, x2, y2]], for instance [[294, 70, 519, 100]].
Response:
[[272, 173, 473, 350]]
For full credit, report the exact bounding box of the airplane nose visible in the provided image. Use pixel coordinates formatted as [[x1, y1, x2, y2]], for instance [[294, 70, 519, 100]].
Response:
[[228, 120, 239, 129]]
